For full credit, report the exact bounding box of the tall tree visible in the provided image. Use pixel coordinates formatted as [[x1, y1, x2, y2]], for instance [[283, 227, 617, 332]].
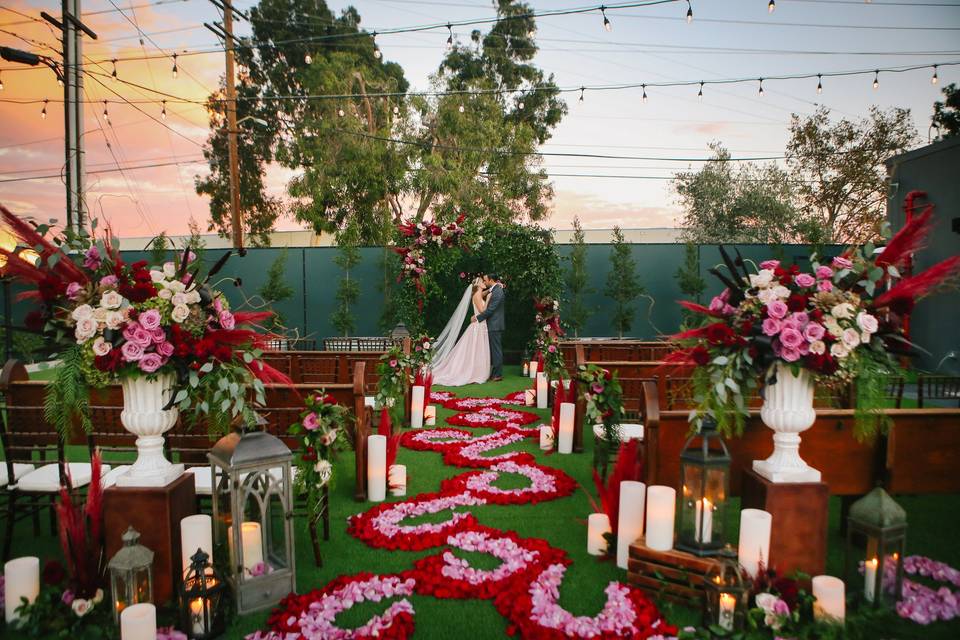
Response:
[[564, 216, 593, 337], [604, 227, 642, 339], [149, 232, 169, 265], [258, 249, 294, 328], [932, 83, 960, 139], [675, 243, 706, 328], [331, 232, 361, 336], [785, 106, 916, 244], [674, 143, 822, 244]]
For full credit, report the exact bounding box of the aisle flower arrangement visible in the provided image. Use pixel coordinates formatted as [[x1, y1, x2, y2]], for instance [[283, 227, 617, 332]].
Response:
[[577, 364, 624, 446], [410, 333, 434, 371], [0, 209, 286, 436], [669, 211, 960, 437], [376, 344, 411, 426], [534, 297, 566, 381], [289, 391, 351, 524]]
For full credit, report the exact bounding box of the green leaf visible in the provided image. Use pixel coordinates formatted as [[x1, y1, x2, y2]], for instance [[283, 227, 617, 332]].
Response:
[[200, 362, 214, 373], [887, 265, 900, 278], [712, 355, 729, 366], [174, 389, 188, 404]]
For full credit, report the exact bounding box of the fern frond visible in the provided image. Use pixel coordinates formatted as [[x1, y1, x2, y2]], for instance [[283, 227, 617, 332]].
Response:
[[43, 345, 92, 440]]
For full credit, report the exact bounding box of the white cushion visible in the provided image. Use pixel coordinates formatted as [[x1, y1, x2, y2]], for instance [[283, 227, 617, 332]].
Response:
[[100, 466, 132, 489], [364, 396, 376, 408], [187, 466, 298, 497], [593, 423, 644, 442], [16, 463, 112, 492], [0, 464, 35, 487]]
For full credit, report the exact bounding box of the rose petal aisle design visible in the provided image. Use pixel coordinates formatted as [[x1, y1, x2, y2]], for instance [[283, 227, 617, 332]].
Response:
[[249, 390, 676, 640]]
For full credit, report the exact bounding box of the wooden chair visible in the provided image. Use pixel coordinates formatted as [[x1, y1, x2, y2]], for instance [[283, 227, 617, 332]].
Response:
[[917, 375, 960, 408], [323, 337, 355, 351], [356, 337, 391, 351]]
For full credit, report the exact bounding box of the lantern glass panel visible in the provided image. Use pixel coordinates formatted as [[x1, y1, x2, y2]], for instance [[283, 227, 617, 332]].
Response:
[[180, 549, 226, 639], [704, 550, 749, 632], [676, 425, 730, 556], [844, 487, 908, 608]]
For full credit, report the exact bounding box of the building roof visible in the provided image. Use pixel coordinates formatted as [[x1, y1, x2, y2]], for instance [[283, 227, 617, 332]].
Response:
[[885, 135, 960, 168]]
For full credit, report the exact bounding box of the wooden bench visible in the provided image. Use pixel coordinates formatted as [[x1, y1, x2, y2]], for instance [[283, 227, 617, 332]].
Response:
[[322, 337, 404, 351], [264, 338, 317, 351]]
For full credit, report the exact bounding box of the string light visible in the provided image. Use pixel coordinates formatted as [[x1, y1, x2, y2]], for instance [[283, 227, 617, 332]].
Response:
[[601, 6, 612, 32], [305, 52, 312, 64], [58, 77, 63, 88], [578, 86, 585, 102], [931, 64, 938, 85], [816, 74, 823, 94], [103, 100, 109, 122], [446, 23, 453, 50], [0, 72, 3, 91], [458, 103, 465, 113], [392, 104, 399, 115], [372, 32, 382, 59], [161, 100, 167, 120], [338, 107, 345, 117], [768, 0, 776, 13], [686, 0, 693, 23], [758, 78, 764, 96], [698, 81, 703, 100], [41, 99, 48, 119], [518, 96, 525, 109], [641, 84, 647, 103], [873, 70, 879, 90], [171, 53, 178, 79], [111, 59, 118, 81]]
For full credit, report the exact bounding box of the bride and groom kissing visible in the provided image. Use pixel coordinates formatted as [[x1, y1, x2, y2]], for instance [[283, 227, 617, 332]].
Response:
[[430, 273, 505, 387]]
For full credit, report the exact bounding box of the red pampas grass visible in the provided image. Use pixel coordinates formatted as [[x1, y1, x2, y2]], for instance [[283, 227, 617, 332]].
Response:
[[875, 205, 934, 269], [56, 451, 106, 599], [378, 409, 402, 472], [677, 300, 725, 319], [874, 256, 960, 309], [591, 439, 642, 536]]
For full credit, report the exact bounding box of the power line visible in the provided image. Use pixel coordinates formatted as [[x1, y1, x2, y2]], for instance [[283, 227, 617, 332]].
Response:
[[0, 158, 207, 184], [0, 0, 190, 28]]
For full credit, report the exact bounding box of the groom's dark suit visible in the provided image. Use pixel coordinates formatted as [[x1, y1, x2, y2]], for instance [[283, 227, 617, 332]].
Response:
[[477, 283, 505, 379]]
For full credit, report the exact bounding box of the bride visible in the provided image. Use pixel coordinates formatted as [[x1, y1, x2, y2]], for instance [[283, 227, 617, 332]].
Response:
[[430, 277, 491, 386]]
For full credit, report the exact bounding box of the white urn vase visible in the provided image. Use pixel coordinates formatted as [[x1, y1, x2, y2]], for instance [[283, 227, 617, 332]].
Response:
[[115, 372, 185, 487], [752, 362, 821, 483]]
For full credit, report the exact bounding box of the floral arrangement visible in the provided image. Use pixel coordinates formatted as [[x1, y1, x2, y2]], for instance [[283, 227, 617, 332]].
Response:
[[289, 390, 351, 525], [376, 344, 411, 426], [669, 210, 960, 437], [577, 364, 624, 447], [393, 215, 467, 301], [409, 333, 434, 371], [533, 296, 566, 381], [0, 208, 287, 436]]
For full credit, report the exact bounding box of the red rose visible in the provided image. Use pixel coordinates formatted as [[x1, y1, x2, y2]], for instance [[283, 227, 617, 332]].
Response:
[[42, 560, 66, 586], [691, 346, 711, 366], [887, 295, 914, 316], [94, 349, 122, 372], [787, 294, 808, 312], [705, 322, 734, 345], [322, 394, 338, 405], [38, 275, 66, 302], [131, 260, 148, 271]]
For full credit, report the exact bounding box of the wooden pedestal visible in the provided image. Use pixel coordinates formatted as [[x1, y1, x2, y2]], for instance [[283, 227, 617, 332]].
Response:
[[740, 468, 828, 578], [627, 537, 713, 605], [104, 473, 196, 604]]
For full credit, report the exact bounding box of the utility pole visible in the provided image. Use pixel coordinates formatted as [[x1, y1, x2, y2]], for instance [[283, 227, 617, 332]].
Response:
[[222, 0, 243, 249]]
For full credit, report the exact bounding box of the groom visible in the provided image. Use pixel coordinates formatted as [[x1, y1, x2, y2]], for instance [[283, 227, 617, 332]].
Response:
[[472, 272, 505, 381]]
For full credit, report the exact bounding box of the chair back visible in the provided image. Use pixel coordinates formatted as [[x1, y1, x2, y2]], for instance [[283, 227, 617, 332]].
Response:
[[917, 375, 960, 408], [0, 360, 65, 486]]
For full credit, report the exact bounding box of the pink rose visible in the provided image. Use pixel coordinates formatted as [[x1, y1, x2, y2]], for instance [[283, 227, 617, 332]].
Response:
[[817, 280, 833, 292], [99, 274, 118, 287], [138, 309, 162, 331], [132, 326, 153, 348], [761, 318, 782, 336], [803, 322, 825, 341], [779, 327, 804, 349], [389, 359, 398, 368], [591, 383, 604, 394], [790, 311, 809, 326], [121, 341, 144, 362], [302, 413, 320, 431], [766, 300, 788, 319], [815, 266, 833, 280], [83, 246, 101, 270], [759, 259, 780, 270], [139, 353, 164, 373], [219, 310, 235, 330], [66, 282, 83, 300], [547, 344, 557, 353], [795, 273, 815, 288], [157, 341, 175, 357], [151, 327, 166, 343], [832, 256, 853, 270], [781, 345, 801, 362]]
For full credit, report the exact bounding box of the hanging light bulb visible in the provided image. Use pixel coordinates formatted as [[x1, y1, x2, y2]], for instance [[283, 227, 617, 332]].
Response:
[[697, 81, 704, 101], [641, 84, 647, 104], [768, 0, 775, 13], [41, 99, 48, 119], [161, 100, 167, 120], [373, 32, 382, 59], [111, 59, 118, 81], [0, 72, 4, 91], [338, 107, 345, 117], [579, 86, 585, 103], [518, 98, 525, 109], [686, 0, 693, 23], [816, 73, 823, 94], [393, 104, 399, 115], [446, 23, 454, 50], [758, 78, 764, 97], [458, 103, 465, 113], [58, 77, 64, 87], [171, 53, 178, 79], [305, 52, 312, 65], [601, 6, 612, 32], [102, 100, 109, 122], [931, 65, 938, 85], [872, 70, 879, 90]]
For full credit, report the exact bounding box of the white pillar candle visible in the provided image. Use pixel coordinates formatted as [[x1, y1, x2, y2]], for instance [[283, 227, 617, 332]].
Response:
[[410, 385, 425, 428], [812, 575, 846, 622], [180, 514, 213, 577], [587, 513, 611, 556], [644, 485, 676, 551], [189, 598, 207, 636], [617, 481, 646, 569], [367, 434, 387, 502], [424, 405, 436, 426], [529, 360, 539, 379], [228, 522, 264, 575], [523, 362, 529, 376], [539, 425, 554, 450], [695, 498, 713, 544], [120, 603, 156, 640], [718, 592, 736, 631], [525, 389, 536, 406], [864, 557, 878, 604], [536, 373, 548, 409], [388, 464, 407, 496], [737, 509, 772, 578], [557, 402, 575, 454], [4, 556, 39, 623]]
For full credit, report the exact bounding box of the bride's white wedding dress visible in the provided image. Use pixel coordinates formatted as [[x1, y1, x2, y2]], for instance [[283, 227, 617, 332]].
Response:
[[431, 287, 491, 386]]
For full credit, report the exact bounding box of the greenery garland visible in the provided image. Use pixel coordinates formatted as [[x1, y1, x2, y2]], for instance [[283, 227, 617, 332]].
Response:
[[376, 345, 411, 426], [577, 364, 624, 452]]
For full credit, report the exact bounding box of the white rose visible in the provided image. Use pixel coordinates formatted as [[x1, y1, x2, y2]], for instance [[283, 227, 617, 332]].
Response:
[[824, 317, 843, 338], [171, 292, 188, 307], [100, 290, 123, 310], [71, 304, 94, 321], [755, 593, 777, 615], [92, 337, 111, 356], [150, 269, 165, 282], [772, 285, 791, 299], [757, 288, 778, 305], [71, 598, 92, 617], [841, 328, 861, 349], [92, 306, 108, 325], [171, 304, 190, 323], [166, 279, 185, 294], [831, 302, 854, 320], [749, 269, 774, 289], [809, 340, 826, 355], [187, 290, 202, 304], [105, 310, 125, 330], [422, 342, 431, 350], [314, 459, 333, 486], [861, 332, 872, 345], [74, 317, 98, 343], [163, 262, 177, 278], [830, 342, 850, 359], [158, 288, 173, 300], [856, 312, 878, 334]]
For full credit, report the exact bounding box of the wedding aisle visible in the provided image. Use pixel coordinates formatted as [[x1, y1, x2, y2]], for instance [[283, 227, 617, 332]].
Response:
[[243, 371, 680, 639]]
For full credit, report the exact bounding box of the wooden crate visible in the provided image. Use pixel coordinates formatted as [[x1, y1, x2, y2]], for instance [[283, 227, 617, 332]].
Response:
[[627, 537, 714, 606]]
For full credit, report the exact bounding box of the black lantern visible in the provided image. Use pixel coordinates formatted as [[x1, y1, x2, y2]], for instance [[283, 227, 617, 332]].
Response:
[[676, 417, 731, 556], [844, 486, 907, 607], [390, 322, 411, 341], [108, 526, 153, 624], [179, 548, 226, 639], [704, 546, 750, 632]]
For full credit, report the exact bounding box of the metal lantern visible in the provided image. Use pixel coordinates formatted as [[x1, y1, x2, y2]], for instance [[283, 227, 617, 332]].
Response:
[[209, 426, 296, 615], [676, 417, 731, 556], [108, 526, 154, 624], [179, 548, 226, 639], [390, 322, 411, 341], [704, 546, 750, 632], [844, 486, 907, 607]]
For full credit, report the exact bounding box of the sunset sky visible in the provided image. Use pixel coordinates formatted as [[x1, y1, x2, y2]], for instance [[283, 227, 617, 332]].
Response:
[[1, 0, 958, 239]]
